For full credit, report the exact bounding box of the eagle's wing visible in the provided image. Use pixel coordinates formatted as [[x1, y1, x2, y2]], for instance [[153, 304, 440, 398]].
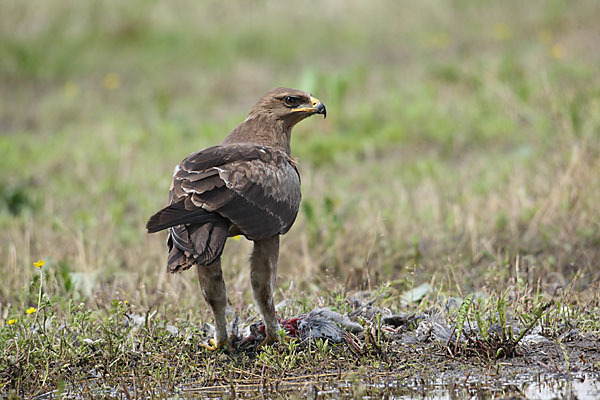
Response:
[[147, 143, 301, 241]]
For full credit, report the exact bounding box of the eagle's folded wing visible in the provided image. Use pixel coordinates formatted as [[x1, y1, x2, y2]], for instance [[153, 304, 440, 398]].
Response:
[[146, 143, 301, 241]]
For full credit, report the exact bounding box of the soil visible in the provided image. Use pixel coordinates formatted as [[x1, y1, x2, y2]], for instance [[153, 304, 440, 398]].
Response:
[[179, 335, 600, 399]]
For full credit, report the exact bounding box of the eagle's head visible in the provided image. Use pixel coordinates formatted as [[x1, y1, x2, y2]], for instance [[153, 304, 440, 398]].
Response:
[[249, 87, 326, 127]]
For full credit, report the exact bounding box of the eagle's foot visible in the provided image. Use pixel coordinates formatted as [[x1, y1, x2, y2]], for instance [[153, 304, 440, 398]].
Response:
[[200, 335, 234, 351], [257, 334, 280, 348]]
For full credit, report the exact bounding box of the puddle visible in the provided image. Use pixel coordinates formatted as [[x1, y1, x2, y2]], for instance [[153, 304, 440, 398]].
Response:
[[386, 375, 600, 399], [374, 374, 600, 399], [34, 372, 600, 399], [178, 373, 600, 399], [524, 377, 600, 400]]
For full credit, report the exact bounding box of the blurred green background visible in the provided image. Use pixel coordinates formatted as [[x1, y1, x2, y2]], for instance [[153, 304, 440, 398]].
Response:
[[1, 0, 599, 308]]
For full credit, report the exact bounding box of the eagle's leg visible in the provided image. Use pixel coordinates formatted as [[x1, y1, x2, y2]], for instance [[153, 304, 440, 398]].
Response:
[[250, 235, 281, 347], [196, 259, 230, 349]]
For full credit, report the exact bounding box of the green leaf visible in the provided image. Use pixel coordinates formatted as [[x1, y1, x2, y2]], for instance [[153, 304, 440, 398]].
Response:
[[455, 293, 473, 345], [476, 306, 489, 342], [497, 296, 507, 341]]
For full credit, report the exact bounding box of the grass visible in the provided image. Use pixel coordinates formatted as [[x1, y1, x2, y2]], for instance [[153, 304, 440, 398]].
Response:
[[2, 273, 598, 397], [1, 0, 600, 397]]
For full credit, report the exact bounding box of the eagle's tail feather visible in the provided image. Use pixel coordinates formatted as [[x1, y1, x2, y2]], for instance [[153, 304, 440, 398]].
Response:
[[146, 201, 227, 233], [166, 221, 229, 273]]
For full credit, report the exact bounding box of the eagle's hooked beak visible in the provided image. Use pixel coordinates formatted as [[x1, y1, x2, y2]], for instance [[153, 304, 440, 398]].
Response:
[[311, 96, 327, 118], [293, 96, 327, 118]]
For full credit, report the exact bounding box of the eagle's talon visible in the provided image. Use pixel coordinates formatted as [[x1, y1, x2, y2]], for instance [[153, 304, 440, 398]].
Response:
[[258, 334, 280, 348], [200, 336, 234, 351]]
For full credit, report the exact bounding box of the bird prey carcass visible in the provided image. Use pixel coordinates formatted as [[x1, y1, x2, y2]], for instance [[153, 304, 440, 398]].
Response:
[[146, 88, 326, 349]]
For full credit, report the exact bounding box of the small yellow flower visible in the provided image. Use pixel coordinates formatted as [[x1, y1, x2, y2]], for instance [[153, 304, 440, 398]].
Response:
[[26, 307, 37, 314], [103, 73, 121, 90], [33, 260, 45, 268], [550, 43, 565, 59], [6, 319, 17, 325], [123, 300, 128, 304]]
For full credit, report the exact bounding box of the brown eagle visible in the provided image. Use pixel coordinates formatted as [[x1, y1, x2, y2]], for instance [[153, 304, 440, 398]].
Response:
[[146, 88, 326, 348]]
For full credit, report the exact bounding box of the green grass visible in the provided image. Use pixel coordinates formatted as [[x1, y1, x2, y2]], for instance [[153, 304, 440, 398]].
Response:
[[1, 0, 600, 397]]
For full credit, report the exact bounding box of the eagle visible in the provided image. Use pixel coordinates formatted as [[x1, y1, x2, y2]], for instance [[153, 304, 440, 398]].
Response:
[[146, 88, 326, 349]]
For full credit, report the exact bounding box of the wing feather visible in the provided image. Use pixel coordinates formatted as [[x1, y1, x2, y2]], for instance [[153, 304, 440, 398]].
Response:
[[181, 174, 224, 194], [147, 143, 301, 263]]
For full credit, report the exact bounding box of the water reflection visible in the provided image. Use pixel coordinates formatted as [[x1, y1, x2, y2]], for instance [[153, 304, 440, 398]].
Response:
[[524, 376, 600, 400]]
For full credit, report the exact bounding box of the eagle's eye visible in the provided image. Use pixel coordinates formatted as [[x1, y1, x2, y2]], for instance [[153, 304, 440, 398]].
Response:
[[283, 96, 301, 108]]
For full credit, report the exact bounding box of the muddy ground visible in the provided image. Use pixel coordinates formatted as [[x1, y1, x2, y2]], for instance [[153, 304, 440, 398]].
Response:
[[178, 336, 600, 399]]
